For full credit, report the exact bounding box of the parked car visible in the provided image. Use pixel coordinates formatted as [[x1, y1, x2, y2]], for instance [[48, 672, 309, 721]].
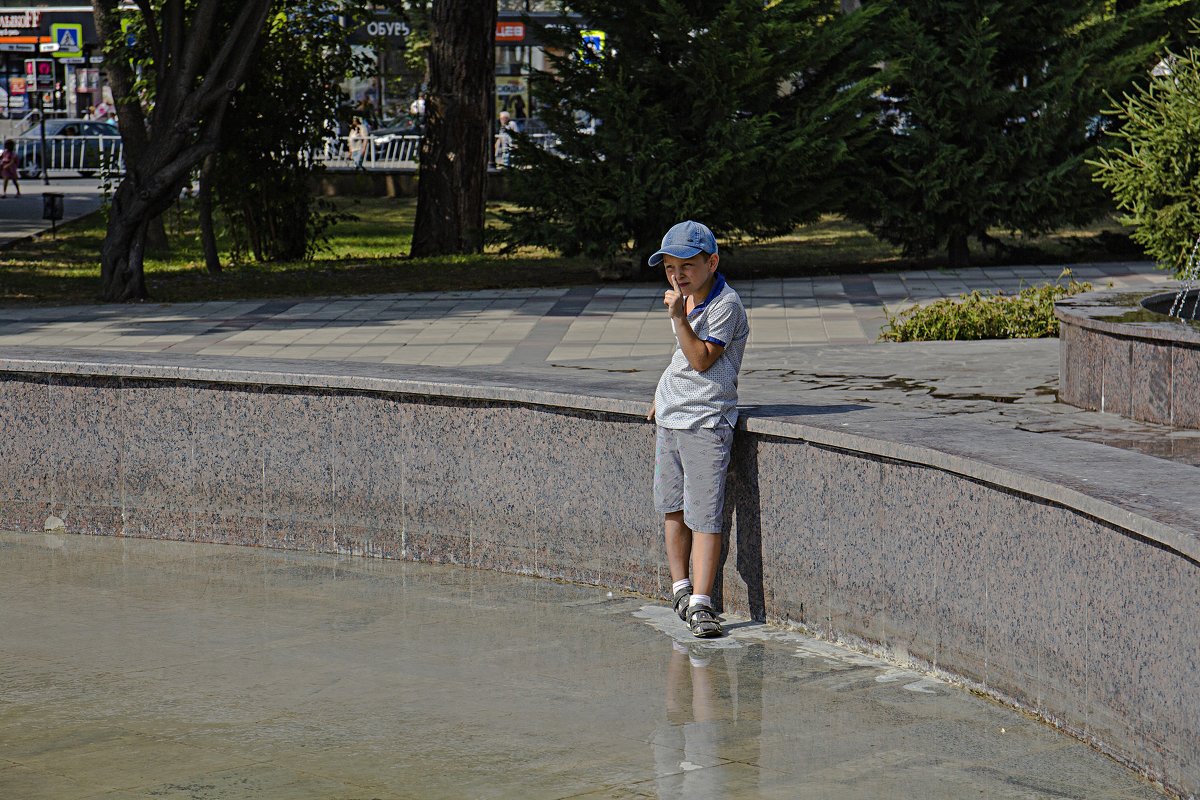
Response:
[[16, 118, 122, 178], [369, 114, 423, 144]]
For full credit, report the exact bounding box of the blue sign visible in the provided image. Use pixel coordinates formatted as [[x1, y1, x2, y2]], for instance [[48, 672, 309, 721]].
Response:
[[50, 23, 83, 58]]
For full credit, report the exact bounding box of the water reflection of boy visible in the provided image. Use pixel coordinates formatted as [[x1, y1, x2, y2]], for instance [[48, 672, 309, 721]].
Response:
[[654, 642, 722, 794], [652, 643, 764, 794]]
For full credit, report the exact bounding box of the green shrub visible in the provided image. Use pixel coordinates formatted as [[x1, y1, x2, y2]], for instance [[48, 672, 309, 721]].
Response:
[[879, 274, 1092, 341], [1092, 39, 1200, 275]]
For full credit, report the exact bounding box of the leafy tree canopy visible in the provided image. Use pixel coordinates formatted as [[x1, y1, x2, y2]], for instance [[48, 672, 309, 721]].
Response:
[[846, 0, 1195, 266], [501, 0, 881, 277], [212, 1, 369, 263]]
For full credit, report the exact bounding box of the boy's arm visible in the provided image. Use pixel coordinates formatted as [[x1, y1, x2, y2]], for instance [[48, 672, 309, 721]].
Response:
[[672, 318, 724, 372], [647, 398, 655, 421], [665, 277, 725, 372]]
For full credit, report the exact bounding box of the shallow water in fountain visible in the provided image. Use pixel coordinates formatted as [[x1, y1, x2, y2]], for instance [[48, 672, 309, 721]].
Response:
[[0, 531, 1167, 799], [1095, 308, 1200, 330]]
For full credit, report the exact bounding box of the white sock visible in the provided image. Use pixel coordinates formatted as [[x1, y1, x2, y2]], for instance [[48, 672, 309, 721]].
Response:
[[672, 579, 692, 596], [689, 593, 712, 609]]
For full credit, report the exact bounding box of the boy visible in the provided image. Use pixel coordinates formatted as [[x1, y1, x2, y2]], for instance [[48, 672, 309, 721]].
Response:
[[645, 220, 749, 638]]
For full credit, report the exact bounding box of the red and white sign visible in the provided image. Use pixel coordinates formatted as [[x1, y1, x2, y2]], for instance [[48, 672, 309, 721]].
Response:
[[496, 22, 525, 42]]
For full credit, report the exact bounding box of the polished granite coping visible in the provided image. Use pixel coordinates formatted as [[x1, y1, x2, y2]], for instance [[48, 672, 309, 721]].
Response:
[[1, 345, 1198, 567], [1055, 288, 1200, 345]]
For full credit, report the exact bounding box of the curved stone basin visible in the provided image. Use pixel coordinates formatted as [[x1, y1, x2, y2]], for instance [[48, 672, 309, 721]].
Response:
[[1056, 286, 1200, 427], [1, 347, 1198, 797]]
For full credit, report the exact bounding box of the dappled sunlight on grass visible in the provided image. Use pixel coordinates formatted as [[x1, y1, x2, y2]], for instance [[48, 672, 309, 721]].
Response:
[[0, 199, 1143, 305]]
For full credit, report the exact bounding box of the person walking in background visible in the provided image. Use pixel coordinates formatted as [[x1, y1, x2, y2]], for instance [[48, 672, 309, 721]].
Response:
[[1, 139, 21, 198], [348, 117, 370, 169], [494, 111, 519, 168]]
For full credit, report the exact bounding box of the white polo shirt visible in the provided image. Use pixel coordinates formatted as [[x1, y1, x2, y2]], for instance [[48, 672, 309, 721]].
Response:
[[654, 274, 749, 430]]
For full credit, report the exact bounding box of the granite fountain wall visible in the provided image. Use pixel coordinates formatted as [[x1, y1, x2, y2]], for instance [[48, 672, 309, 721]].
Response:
[[1057, 288, 1200, 427], [0, 353, 1197, 799]]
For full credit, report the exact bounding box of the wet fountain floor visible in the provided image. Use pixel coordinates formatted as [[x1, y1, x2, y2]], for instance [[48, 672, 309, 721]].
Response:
[[0, 531, 1165, 800]]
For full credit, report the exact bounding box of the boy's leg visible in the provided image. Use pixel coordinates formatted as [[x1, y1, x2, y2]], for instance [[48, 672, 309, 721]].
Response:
[[664, 511, 691, 585], [655, 425, 690, 592], [688, 531, 723, 600], [678, 426, 733, 638]]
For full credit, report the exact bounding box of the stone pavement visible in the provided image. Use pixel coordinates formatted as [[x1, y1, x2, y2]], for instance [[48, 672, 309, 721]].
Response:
[[1, 258, 1189, 465], [0, 176, 107, 242], [0, 260, 1162, 363], [0, 531, 1168, 800]]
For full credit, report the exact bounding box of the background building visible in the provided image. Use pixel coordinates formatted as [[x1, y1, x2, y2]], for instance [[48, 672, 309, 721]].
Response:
[[0, 4, 106, 121]]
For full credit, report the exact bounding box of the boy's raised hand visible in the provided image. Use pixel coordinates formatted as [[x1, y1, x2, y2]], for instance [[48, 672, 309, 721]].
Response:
[[663, 275, 686, 319]]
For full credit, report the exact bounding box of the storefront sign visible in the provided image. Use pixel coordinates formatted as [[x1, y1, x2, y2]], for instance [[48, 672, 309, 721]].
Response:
[[347, 13, 407, 46], [495, 76, 529, 120], [365, 20, 408, 38], [0, 11, 41, 36], [25, 59, 55, 89], [496, 22, 525, 42]]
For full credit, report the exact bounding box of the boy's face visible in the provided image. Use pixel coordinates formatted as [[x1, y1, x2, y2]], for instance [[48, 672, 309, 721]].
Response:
[[663, 252, 719, 297]]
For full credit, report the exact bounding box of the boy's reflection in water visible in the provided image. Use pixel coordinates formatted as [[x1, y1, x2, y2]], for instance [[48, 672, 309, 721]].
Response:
[[653, 641, 763, 798]]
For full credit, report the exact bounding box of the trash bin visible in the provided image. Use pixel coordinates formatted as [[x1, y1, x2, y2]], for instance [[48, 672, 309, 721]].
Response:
[[42, 192, 63, 234]]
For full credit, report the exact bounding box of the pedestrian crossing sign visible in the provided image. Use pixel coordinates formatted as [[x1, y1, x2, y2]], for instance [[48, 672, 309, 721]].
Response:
[[51, 24, 83, 59]]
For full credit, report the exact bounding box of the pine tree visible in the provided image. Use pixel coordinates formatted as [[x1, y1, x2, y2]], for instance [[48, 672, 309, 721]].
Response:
[[501, 0, 880, 278], [1093, 40, 1200, 273], [847, 0, 1192, 266]]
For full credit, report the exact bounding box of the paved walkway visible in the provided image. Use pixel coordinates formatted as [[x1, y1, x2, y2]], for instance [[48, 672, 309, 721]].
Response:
[[0, 176, 107, 243], [2, 256, 1188, 465], [0, 261, 1163, 365], [0, 531, 1166, 800]]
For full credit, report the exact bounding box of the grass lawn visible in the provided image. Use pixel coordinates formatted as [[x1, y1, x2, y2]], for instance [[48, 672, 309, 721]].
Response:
[[0, 196, 1144, 306]]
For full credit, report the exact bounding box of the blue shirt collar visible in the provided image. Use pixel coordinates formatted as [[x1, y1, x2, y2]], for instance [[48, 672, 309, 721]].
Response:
[[688, 273, 726, 317]]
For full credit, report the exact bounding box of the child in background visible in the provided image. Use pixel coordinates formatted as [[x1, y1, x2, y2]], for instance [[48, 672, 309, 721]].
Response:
[[1, 139, 21, 198]]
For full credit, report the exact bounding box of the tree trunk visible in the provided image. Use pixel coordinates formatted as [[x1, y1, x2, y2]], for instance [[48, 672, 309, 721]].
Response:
[[100, 209, 149, 301], [198, 153, 221, 273], [410, 0, 496, 257], [947, 231, 970, 268], [92, 0, 273, 301], [146, 215, 169, 254]]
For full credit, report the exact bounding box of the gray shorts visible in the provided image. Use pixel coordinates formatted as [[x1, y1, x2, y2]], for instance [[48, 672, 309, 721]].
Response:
[[653, 425, 734, 534]]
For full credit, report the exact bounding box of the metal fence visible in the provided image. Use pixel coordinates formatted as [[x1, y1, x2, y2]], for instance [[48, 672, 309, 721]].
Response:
[[319, 133, 560, 171], [5, 132, 560, 178]]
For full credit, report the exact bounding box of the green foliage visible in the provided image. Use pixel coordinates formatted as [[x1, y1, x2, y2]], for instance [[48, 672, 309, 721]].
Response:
[[849, 0, 1192, 266], [1092, 36, 1200, 274], [213, 1, 368, 262], [500, 0, 882, 276], [879, 272, 1092, 341]]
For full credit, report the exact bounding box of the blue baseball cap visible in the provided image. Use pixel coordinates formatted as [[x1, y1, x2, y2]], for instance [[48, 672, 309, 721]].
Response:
[[647, 220, 718, 267]]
